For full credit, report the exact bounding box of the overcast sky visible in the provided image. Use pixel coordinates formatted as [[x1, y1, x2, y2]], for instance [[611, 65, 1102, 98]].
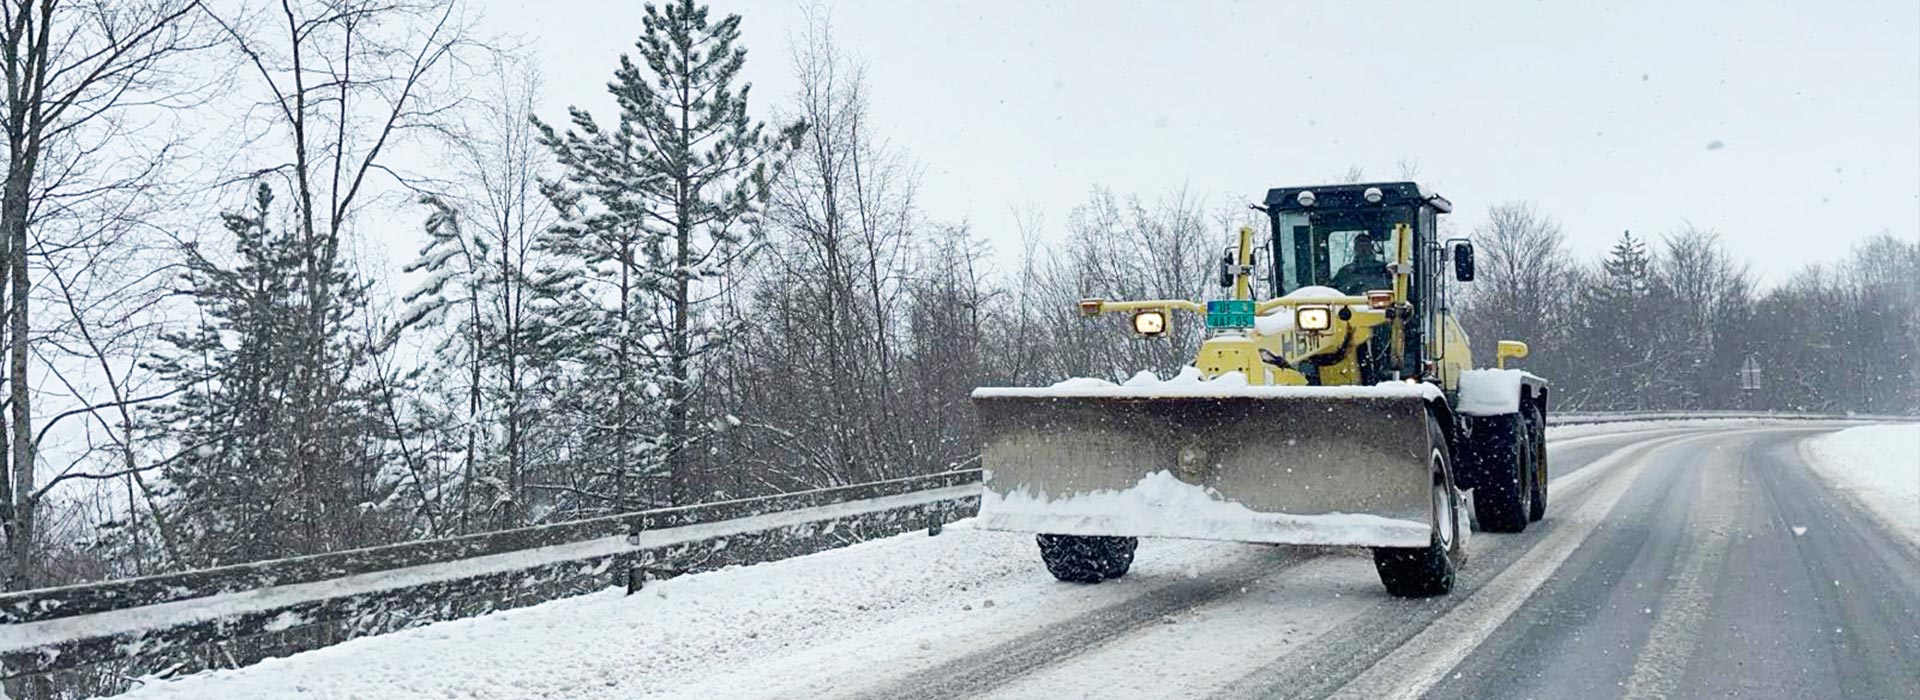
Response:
[[476, 0, 1919, 282]]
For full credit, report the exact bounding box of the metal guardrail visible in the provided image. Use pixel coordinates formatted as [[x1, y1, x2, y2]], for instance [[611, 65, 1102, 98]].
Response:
[[1, 469, 981, 699], [1547, 410, 1913, 426]]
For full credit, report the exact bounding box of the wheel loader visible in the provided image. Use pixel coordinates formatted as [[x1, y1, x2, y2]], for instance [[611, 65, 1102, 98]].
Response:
[[972, 181, 1548, 597]]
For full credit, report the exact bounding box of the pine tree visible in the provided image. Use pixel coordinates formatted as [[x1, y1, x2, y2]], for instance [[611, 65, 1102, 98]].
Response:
[[537, 0, 802, 507], [145, 184, 398, 563], [1601, 231, 1652, 299], [1569, 231, 1657, 409], [399, 195, 581, 529]]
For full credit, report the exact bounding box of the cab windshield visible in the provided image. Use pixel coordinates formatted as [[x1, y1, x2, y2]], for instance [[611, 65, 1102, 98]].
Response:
[[1271, 207, 1413, 296]]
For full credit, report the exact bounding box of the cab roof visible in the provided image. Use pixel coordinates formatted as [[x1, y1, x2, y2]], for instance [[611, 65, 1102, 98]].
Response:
[[1262, 181, 1452, 214]]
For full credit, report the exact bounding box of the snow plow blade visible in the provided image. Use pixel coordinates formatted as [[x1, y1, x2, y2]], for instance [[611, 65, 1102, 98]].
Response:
[[972, 389, 1438, 548]]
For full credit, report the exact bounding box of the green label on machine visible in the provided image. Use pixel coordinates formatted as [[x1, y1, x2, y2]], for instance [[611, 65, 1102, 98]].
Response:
[[1205, 299, 1256, 329]]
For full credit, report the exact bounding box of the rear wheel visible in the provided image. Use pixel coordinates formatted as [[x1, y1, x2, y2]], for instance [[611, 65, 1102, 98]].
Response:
[[1472, 414, 1533, 533], [1373, 414, 1460, 598], [1528, 409, 1548, 521], [1037, 534, 1138, 583]]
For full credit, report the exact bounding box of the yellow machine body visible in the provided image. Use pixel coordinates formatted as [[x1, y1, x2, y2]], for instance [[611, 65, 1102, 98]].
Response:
[[972, 183, 1534, 550]]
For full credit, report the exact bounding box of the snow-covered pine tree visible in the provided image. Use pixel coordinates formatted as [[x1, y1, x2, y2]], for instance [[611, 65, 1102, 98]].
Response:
[[144, 184, 399, 564], [397, 196, 500, 531], [1572, 231, 1657, 409], [524, 171, 660, 514], [399, 194, 584, 530], [537, 0, 802, 507]]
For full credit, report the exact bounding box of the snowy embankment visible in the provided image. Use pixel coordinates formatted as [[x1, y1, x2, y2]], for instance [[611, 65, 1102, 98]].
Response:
[[109, 522, 1263, 700], [1803, 423, 1920, 545]]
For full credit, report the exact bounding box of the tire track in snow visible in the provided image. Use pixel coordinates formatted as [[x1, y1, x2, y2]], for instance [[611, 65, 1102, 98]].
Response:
[[1310, 431, 1703, 700], [1617, 439, 1741, 700], [980, 555, 1383, 700], [849, 546, 1319, 700], [1211, 429, 1729, 700]]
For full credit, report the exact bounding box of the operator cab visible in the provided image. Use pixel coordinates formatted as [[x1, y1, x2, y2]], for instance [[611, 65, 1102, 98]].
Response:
[[1262, 182, 1453, 298], [1261, 182, 1461, 383]]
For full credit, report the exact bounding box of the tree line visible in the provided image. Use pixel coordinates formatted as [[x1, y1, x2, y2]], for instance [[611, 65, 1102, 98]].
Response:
[[2, 0, 1913, 591], [1462, 204, 1918, 415]]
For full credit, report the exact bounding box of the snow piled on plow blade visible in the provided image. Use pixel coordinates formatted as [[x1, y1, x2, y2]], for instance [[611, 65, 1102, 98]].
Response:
[[972, 366, 1444, 401], [979, 470, 1431, 548], [972, 371, 1441, 549]]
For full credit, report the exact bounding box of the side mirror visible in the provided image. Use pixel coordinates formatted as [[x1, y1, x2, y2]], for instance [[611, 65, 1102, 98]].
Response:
[[1453, 241, 1475, 281], [1218, 247, 1235, 288]]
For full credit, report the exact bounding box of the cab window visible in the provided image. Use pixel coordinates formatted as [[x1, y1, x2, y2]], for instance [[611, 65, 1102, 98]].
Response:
[[1271, 207, 1413, 296]]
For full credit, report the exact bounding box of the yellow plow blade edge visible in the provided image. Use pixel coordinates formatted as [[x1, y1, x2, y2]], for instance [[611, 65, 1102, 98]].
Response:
[[971, 391, 1438, 548]]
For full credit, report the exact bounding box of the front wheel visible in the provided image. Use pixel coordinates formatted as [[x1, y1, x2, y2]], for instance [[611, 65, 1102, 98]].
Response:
[[1037, 534, 1138, 583], [1374, 414, 1460, 598]]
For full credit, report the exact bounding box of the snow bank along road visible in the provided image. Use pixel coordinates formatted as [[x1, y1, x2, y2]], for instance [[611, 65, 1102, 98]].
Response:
[[113, 421, 1920, 700]]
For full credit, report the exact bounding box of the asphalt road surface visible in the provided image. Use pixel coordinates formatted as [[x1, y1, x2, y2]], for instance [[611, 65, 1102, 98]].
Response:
[[853, 425, 1920, 700]]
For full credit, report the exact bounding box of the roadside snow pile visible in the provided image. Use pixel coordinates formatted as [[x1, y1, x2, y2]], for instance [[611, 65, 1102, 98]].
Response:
[[109, 521, 1273, 700], [1457, 368, 1541, 416], [979, 470, 1430, 548], [1804, 424, 1920, 544], [974, 366, 1442, 401]]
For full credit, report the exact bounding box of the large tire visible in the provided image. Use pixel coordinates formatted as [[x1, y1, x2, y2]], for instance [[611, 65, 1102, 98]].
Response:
[[1528, 408, 1548, 522], [1472, 414, 1533, 533], [1373, 414, 1460, 598], [1037, 534, 1138, 583]]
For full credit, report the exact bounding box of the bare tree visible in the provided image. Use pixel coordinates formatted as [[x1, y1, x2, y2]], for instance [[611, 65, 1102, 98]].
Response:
[[1, 0, 213, 589], [1461, 201, 1572, 367], [730, 9, 916, 486], [146, 0, 475, 558], [1651, 226, 1753, 408], [1024, 187, 1218, 381]]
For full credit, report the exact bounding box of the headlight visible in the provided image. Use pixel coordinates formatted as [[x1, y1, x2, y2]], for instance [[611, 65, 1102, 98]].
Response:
[[1132, 309, 1168, 337], [1295, 305, 1332, 332]]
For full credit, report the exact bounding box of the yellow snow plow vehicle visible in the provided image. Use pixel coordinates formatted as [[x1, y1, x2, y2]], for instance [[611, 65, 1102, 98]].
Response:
[[972, 182, 1548, 597]]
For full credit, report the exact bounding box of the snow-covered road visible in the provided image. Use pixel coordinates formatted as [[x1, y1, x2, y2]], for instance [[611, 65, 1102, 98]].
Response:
[[108, 421, 1920, 700]]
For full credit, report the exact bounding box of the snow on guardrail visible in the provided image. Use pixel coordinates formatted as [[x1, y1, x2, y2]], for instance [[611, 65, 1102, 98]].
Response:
[[0, 470, 979, 700], [1547, 410, 1912, 426]]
